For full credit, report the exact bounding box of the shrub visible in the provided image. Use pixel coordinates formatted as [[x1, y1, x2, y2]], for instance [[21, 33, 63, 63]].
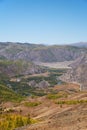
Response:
[[47, 93, 68, 100], [0, 114, 37, 130], [56, 100, 87, 105], [24, 102, 41, 107]]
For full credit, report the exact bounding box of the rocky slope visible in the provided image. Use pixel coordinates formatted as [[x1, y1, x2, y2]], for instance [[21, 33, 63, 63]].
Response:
[[0, 59, 45, 78], [0, 42, 86, 62], [61, 54, 87, 90]]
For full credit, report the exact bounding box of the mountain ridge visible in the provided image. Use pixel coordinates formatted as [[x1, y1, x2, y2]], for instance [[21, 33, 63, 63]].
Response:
[[0, 42, 86, 62]]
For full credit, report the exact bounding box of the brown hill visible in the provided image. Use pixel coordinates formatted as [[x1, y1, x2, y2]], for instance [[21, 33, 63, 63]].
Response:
[[13, 83, 87, 130]]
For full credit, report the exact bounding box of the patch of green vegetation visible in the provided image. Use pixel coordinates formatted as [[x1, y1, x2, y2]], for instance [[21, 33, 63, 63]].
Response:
[[0, 114, 37, 130], [48, 68, 67, 73], [5, 81, 36, 96], [26, 68, 65, 87], [24, 102, 41, 107], [56, 100, 87, 105], [0, 84, 23, 103], [47, 92, 68, 99], [31, 90, 47, 97], [0, 63, 66, 97], [0, 60, 13, 67], [0, 56, 6, 60]]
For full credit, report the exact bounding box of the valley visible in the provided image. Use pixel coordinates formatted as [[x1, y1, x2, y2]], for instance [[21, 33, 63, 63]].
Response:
[[0, 42, 87, 130], [1, 0, 87, 129]]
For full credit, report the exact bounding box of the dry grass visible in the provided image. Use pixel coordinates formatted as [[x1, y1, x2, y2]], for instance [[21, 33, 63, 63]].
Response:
[[2, 83, 87, 130]]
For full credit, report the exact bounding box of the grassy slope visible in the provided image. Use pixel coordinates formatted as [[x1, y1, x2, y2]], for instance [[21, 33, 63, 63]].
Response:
[[0, 84, 23, 102]]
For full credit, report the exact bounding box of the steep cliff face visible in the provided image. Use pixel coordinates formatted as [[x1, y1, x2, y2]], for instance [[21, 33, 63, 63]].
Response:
[[61, 54, 87, 90]]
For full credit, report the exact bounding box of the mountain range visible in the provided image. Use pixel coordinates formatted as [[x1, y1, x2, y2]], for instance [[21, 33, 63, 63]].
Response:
[[0, 42, 86, 62], [0, 42, 87, 90]]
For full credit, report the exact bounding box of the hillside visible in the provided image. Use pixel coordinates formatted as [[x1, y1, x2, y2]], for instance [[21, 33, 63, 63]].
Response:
[[61, 54, 87, 90], [1, 82, 87, 130], [0, 42, 86, 62], [0, 59, 45, 78], [11, 83, 87, 130], [0, 84, 23, 102]]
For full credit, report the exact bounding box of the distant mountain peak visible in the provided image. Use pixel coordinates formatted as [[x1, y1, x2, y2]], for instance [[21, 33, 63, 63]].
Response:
[[71, 42, 87, 47]]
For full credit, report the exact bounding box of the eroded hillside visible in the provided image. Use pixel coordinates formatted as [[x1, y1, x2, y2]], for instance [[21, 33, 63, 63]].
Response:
[[61, 54, 87, 90], [0, 42, 86, 62]]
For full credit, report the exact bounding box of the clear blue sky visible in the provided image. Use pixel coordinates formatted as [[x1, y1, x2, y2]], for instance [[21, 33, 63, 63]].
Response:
[[0, 0, 87, 45]]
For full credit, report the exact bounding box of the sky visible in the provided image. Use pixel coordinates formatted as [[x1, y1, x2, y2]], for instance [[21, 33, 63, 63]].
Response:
[[0, 0, 87, 45]]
